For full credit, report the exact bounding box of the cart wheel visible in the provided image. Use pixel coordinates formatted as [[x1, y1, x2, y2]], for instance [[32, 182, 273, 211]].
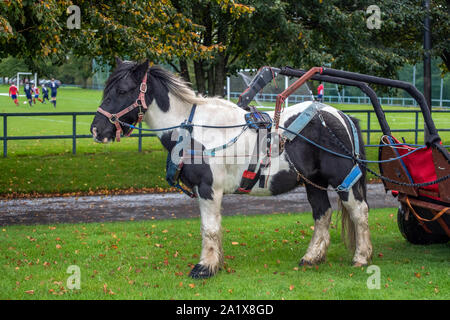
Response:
[[397, 204, 449, 245]]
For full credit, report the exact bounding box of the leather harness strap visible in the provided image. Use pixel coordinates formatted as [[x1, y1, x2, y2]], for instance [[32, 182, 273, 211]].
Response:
[[405, 196, 449, 223], [96, 70, 149, 142]]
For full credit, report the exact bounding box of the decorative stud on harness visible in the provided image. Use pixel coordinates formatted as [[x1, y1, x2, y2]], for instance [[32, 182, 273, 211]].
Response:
[[97, 69, 150, 142]]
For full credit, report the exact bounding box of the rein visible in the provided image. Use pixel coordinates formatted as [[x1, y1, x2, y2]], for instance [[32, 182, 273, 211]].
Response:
[[97, 70, 149, 142]]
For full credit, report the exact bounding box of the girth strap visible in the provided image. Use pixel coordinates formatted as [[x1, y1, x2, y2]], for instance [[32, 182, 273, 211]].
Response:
[[236, 129, 272, 193], [236, 131, 262, 193], [165, 104, 198, 198]]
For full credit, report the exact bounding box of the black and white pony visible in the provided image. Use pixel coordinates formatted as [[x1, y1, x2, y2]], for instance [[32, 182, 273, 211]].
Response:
[[90, 59, 372, 278]]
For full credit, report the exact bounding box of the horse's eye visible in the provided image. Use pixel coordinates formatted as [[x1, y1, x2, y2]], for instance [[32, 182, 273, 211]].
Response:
[[117, 89, 127, 95]]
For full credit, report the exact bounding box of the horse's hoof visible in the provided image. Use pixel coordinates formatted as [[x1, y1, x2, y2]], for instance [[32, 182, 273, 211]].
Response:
[[299, 259, 313, 266], [189, 264, 215, 279], [352, 262, 368, 268]]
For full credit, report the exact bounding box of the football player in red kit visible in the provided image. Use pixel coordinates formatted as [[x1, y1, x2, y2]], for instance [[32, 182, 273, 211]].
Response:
[[32, 84, 43, 104], [9, 84, 19, 106]]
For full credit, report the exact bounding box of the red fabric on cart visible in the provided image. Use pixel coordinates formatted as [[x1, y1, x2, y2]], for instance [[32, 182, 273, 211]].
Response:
[[388, 136, 439, 195]]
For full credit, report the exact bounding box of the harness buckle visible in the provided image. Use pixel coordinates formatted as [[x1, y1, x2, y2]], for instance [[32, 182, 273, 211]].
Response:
[[109, 114, 118, 124], [140, 82, 147, 93], [318, 112, 326, 127]]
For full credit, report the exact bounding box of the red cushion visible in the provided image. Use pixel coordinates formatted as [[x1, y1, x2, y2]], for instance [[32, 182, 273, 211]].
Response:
[[389, 136, 438, 194]]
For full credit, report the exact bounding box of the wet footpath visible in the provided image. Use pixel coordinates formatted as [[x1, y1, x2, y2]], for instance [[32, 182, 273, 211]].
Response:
[[0, 184, 398, 226]]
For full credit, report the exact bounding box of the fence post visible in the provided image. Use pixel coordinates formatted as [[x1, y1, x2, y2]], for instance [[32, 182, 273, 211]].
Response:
[[138, 122, 142, 152], [72, 114, 76, 155], [285, 76, 289, 108], [227, 76, 230, 101], [367, 111, 371, 145], [414, 111, 419, 144], [3, 115, 7, 158]]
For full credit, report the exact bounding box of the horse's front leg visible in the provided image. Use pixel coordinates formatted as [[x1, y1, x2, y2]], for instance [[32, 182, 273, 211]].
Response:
[[189, 187, 224, 279]]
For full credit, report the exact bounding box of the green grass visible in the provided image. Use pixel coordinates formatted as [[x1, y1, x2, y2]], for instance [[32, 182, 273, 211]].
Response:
[[0, 208, 448, 300], [0, 150, 169, 196], [0, 85, 449, 196]]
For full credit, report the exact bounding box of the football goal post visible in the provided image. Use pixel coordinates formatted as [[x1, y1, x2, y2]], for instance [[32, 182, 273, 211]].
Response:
[[16, 72, 37, 93]]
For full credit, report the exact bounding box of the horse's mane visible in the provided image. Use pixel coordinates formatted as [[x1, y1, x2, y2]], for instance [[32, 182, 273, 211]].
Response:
[[104, 61, 211, 106], [148, 65, 208, 106]]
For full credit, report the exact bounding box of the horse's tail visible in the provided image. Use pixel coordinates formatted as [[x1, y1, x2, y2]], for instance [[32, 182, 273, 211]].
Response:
[[351, 115, 368, 202]]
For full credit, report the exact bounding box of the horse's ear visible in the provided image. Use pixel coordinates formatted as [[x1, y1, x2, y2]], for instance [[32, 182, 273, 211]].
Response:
[[115, 57, 123, 66], [133, 60, 150, 81]]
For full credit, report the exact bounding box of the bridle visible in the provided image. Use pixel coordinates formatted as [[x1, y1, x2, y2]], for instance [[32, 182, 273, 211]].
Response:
[[96, 70, 149, 142]]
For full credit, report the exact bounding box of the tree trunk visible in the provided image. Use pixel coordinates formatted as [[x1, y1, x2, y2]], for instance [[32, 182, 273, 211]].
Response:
[[194, 60, 206, 95], [442, 50, 450, 72], [214, 55, 226, 97], [179, 59, 191, 84], [203, 4, 214, 96], [207, 63, 215, 96]]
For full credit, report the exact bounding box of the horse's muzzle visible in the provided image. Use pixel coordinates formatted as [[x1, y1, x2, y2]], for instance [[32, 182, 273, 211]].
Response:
[[90, 114, 116, 143]]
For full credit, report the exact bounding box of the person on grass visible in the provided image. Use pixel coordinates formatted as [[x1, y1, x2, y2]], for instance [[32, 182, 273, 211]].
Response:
[[32, 84, 43, 104], [49, 78, 59, 108], [41, 84, 49, 104], [23, 80, 33, 106], [317, 83, 324, 102], [8, 83, 19, 106]]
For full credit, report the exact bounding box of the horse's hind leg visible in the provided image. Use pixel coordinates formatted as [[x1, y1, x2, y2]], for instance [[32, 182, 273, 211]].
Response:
[[189, 187, 224, 279], [339, 186, 372, 266], [300, 184, 333, 266]]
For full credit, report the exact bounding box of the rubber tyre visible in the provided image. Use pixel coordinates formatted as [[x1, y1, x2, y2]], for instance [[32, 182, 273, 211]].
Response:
[[397, 204, 449, 245]]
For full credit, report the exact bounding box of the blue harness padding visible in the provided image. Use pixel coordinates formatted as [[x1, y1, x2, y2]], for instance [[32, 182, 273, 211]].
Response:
[[336, 164, 363, 192], [282, 103, 324, 141], [340, 112, 360, 158]]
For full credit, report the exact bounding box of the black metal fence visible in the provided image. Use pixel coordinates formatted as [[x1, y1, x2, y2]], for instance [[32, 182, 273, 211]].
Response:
[[347, 109, 450, 146], [0, 110, 449, 157], [0, 112, 155, 157]]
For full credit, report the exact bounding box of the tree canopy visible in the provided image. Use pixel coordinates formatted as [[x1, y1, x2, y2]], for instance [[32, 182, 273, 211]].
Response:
[[0, 0, 231, 71], [0, 0, 448, 94], [171, 0, 449, 94]]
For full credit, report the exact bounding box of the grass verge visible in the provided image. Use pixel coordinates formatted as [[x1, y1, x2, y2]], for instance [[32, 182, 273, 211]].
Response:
[[0, 208, 448, 300]]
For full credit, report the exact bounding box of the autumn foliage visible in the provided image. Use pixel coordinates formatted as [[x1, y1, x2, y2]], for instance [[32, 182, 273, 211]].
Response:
[[0, 0, 252, 68]]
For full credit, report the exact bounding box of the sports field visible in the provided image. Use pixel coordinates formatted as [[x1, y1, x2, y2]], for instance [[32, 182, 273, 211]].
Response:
[[0, 85, 449, 196]]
